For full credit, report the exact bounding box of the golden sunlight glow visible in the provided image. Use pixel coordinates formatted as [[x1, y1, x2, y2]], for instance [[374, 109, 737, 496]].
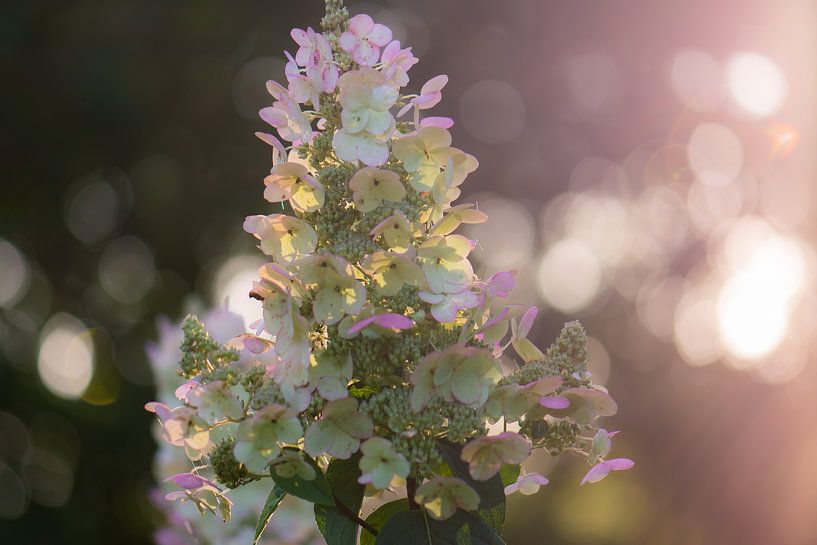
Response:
[[716, 226, 808, 362], [211, 255, 266, 327], [727, 52, 787, 117], [536, 238, 602, 313], [37, 314, 95, 400]]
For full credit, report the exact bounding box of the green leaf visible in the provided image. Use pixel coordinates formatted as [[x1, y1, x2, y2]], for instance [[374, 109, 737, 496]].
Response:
[[499, 465, 520, 488], [253, 484, 286, 545], [437, 440, 507, 535], [314, 455, 365, 545], [270, 450, 333, 506], [349, 383, 380, 399], [374, 509, 506, 545], [360, 499, 409, 545]]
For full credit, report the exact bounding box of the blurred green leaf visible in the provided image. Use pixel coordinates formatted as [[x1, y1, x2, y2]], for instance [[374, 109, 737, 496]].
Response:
[[360, 499, 409, 545], [315, 454, 365, 545], [374, 509, 506, 545], [253, 484, 286, 545]]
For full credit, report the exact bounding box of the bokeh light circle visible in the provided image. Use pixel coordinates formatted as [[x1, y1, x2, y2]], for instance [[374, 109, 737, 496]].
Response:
[[465, 195, 535, 271], [459, 80, 526, 144], [37, 313, 95, 400], [670, 49, 724, 113], [536, 238, 602, 313], [210, 255, 266, 327], [687, 122, 744, 186], [0, 240, 30, 309], [727, 52, 787, 117]]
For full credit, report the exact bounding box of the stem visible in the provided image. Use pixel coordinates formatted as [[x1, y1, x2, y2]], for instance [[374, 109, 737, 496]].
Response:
[[406, 477, 419, 510], [333, 493, 378, 537]]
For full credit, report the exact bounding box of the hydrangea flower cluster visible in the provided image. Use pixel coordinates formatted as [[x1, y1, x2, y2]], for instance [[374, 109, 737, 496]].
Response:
[[146, 2, 633, 543], [146, 308, 324, 545]]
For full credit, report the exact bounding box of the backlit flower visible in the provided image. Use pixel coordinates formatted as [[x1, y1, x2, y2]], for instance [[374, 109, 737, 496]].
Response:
[[348, 167, 406, 212], [233, 404, 303, 473], [184, 380, 243, 425], [504, 473, 549, 496], [417, 235, 475, 294], [418, 288, 480, 323], [304, 397, 373, 459], [370, 210, 414, 253], [398, 74, 448, 117], [294, 254, 367, 325], [145, 402, 210, 456], [259, 80, 313, 144], [309, 350, 353, 401], [380, 40, 418, 87], [264, 162, 325, 213], [243, 214, 317, 264], [414, 477, 479, 521], [339, 14, 392, 66], [358, 437, 410, 489], [580, 458, 635, 485], [461, 432, 531, 481], [410, 344, 502, 411], [269, 450, 317, 480], [511, 306, 546, 362], [361, 250, 424, 295]]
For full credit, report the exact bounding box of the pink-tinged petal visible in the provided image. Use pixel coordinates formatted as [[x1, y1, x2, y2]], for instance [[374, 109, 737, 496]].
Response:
[[539, 395, 570, 409], [352, 41, 379, 66], [174, 380, 198, 401], [430, 303, 458, 323], [381, 40, 400, 63], [265, 80, 289, 100], [348, 313, 413, 335], [418, 291, 445, 304], [259, 107, 287, 128], [397, 103, 414, 118], [486, 271, 516, 298], [412, 93, 438, 107], [356, 137, 389, 167], [144, 401, 171, 421], [580, 458, 634, 485], [242, 215, 264, 234], [290, 28, 309, 47], [607, 430, 621, 438], [338, 31, 357, 52], [368, 23, 393, 47], [479, 307, 510, 332], [518, 306, 538, 338], [421, 75, 449, 94], [605, 458, 635, 471], [165, 473, 207, 490], [348, 13, 374, 35], [420, 116, 455, 129], [526, 473, 550, 486]]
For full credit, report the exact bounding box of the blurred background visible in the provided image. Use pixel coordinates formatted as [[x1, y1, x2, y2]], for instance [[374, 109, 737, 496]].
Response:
[[1, 0, 815, 543]]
